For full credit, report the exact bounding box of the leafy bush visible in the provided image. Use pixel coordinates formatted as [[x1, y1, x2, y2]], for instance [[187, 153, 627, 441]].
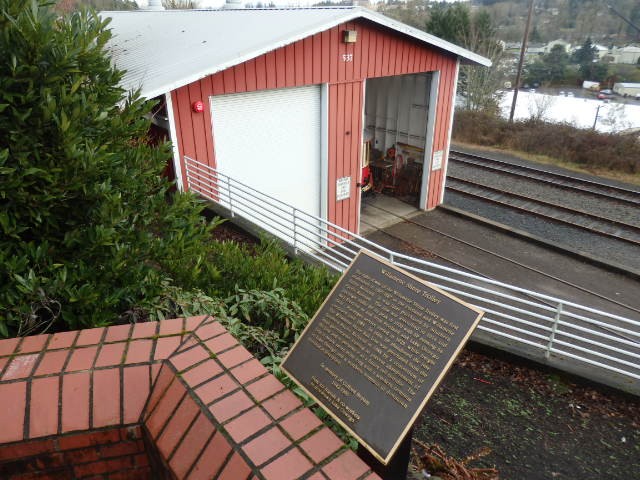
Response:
[[0, 1, 223, 336], [0, 0, 350, 447], [224, 287, 308, 342], [210, 237, 337, 317], [178, 284, 355, 448], [453, 110, 640, 174]]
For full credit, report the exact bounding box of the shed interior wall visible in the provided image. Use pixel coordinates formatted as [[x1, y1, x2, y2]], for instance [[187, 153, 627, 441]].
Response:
[[365, 73, 432, 151], [364, 73, 433, 207]]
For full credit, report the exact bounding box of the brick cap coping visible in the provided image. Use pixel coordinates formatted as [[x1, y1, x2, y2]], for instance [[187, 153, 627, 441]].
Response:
[[0, 317, 380, 480]]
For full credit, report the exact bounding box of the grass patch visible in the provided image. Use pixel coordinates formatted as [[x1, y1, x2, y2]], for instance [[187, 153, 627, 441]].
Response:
[[452, 110, 640, 185]]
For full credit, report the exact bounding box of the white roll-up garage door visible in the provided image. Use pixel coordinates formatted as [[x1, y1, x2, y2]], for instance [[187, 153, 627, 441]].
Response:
[[210, 85, 322, 226]]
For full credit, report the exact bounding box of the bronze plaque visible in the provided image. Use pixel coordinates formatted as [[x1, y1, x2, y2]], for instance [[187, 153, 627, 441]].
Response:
[[281, 251, 483, 464]]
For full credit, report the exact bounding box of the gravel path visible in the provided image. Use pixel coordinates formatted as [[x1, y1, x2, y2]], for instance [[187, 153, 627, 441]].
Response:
[[443, 190, 640, 271], [443, 151, 640, 273]]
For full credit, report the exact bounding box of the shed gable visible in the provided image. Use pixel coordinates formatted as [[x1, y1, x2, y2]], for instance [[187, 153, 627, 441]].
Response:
[[171, 18, 458, 230]]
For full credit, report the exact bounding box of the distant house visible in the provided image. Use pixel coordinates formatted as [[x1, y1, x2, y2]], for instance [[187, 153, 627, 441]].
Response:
[[544, 39, 571, 53], [593, 44, 610, 60], [613, 83, 640, 97], [609, 45, 640, 65], [525, 43, 546, 59], [503, 42, 521, 57], [104, 7, 489, 235]]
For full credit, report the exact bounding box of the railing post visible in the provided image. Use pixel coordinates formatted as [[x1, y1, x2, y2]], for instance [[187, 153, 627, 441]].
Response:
[[389, 253, 395, 265], [292, 208, 298, 254], [227, 177, 234, 218], [184, 157, 190, 191], [546, 303, 563, 359]]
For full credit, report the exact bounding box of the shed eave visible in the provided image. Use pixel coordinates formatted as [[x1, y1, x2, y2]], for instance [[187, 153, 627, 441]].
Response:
[[355, 8, 492, 68], [105, 7, 491, 99]]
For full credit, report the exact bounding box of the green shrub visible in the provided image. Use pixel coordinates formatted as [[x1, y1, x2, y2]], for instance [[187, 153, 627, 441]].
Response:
[[0, 1, 222, 336], [210, 237, 337, 317]]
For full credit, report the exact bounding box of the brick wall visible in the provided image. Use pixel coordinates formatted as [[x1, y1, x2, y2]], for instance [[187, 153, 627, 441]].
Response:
[[0, 426, 154, 479], [0, 317, 380, 480]]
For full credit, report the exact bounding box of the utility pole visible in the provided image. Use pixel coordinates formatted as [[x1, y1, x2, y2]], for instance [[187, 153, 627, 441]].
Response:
[[509, 0, 535, 123], [607, 4, 640, 38], [593, 102, 604, 130]]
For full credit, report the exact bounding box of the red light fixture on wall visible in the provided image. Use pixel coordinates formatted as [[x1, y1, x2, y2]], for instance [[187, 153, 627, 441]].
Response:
[[192, 100, 204, 113]]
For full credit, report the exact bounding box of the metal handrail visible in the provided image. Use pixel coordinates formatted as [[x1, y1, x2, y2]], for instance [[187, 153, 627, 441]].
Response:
[[184, 156, 640, 392]]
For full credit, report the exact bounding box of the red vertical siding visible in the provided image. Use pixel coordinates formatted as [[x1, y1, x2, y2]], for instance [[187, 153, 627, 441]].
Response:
[[328, 81, 363, 230], [173, 19, 459, 233], [426, 58, 456, 210]]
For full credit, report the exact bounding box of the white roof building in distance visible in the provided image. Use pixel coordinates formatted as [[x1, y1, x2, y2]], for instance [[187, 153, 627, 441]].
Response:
[[612, 83, 640, 97], [609, 45, 640, 65]]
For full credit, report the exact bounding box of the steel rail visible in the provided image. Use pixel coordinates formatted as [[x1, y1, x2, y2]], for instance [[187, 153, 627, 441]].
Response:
[[449, 150, 640, 205], [446, 177, 640, 243], [446, 186, 640, 247]]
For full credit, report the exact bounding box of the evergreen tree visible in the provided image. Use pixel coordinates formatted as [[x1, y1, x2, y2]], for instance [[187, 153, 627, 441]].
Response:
[[426, 3, 471, 45], [0, 0, 220, 336], [426, 2, 505, 113], [530, 25, 542, 43], [572, 37, 598, 65], [571, 37, 608, 82], [579, 62, 609, 82], [628, 4, 640, 39], [525, 44, 570, 86]]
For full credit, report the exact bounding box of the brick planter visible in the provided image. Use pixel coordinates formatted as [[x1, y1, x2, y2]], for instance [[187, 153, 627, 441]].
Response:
[[0, 316, 380, 480]]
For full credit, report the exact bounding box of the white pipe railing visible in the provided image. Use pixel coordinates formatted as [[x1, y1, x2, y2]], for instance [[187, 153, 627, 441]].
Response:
[[184, 156, 640, 391]]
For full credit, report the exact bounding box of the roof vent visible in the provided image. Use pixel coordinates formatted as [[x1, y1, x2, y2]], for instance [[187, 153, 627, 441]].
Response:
[[147, 0, 165, 10]]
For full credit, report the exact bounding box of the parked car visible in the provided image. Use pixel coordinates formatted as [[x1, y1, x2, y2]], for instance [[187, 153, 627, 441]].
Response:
[[597, 91, 613, 99]]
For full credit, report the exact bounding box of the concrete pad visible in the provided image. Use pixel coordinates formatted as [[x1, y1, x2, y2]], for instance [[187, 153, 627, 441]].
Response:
[[359, 194, 419, 234]]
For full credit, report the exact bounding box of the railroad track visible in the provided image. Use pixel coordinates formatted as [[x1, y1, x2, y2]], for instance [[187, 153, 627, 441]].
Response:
[[445, 177, 640, 246], [449, 150, 640, 206], [445, 150, 640, 273], [362, 205, 640, 347], [364, 204, 640, 319]]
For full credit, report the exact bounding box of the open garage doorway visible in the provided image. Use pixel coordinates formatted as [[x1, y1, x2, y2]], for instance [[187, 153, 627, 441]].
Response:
[[361, 73, 435, 214]]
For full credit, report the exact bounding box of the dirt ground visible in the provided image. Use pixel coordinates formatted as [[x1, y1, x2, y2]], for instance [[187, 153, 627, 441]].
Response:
[[412, 345, 640, 480]]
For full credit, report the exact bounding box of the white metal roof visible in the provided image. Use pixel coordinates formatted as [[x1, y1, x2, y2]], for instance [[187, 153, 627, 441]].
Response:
[[102, 7, 491, 99]]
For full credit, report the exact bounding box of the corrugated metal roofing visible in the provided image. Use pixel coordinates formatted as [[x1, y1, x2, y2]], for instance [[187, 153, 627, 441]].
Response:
[[102, 7, 491, 99]]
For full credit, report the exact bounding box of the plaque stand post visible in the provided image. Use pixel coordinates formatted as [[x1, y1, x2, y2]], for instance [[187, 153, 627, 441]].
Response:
[[357, 428, 413, 480]]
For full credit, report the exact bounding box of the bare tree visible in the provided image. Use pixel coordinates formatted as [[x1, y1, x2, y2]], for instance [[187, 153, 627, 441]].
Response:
[[427, 4, 506, 113]]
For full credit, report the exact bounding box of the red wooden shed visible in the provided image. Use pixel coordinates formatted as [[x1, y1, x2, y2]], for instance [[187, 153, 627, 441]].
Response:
[[106, 7, 489, 235]]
